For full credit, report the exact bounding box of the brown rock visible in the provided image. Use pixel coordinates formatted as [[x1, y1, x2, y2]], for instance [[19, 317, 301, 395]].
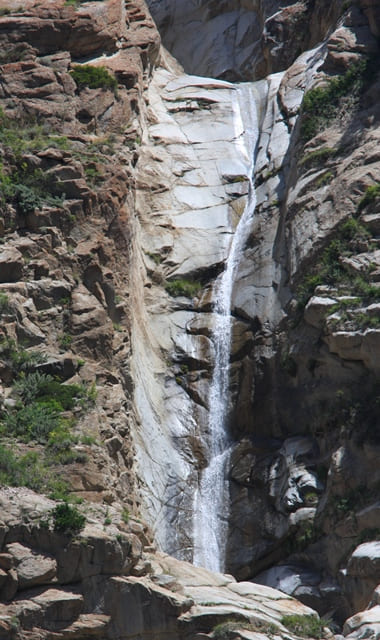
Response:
[[0, 568, 18, 601], [0, 554, 14, 571], [0, 247, 23, 283], [31, 588, 84, 630]]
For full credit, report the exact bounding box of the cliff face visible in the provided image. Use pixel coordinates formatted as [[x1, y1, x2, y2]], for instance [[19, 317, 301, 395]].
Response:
[[0, 0, 379, 638], [137, 0, 380, 624]]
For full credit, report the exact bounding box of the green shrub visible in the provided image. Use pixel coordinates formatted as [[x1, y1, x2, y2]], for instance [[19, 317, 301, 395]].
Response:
[[121, 507, 130, 524], [37, 380, 83, 410], [165, 278, 202, 298], [0, 338, 46, 373], [357, 183, 380, 213], [0, 292, 9, 313], [13, 371, 54, 403], [0, 444, 82, 499], [213, 620, 278, 639], [281, 614, 325, 638], [48, 478, 72, 502], [2, 400, 62, 443], [59, 333, 72, 351], [70, 65, 118, 94], [0, 165, 65, 214], [0, 111, 70, 157], [52, 502, 85, 535]]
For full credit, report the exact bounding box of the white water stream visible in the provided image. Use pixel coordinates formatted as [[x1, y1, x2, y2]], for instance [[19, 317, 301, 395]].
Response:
[[193, 84, 259, 573]]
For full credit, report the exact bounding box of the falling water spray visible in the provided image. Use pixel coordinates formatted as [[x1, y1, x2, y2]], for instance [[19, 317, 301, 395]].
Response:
[[193, 84, 259, 572]]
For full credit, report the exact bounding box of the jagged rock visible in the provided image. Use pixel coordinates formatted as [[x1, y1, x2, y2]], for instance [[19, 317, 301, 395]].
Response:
[[304, 296, 337, 328], [347, 542, 380, 579], [344, 605, 380, 639], [5, 543, 57, 590], [0, 568, 18, 602], [325, 329, 380, 372], [0, 247, 23, 283], [27, 279, 73, 310], [70, 286, 109, 333]]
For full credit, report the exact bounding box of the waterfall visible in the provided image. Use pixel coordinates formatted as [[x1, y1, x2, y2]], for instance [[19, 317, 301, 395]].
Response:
[[193, 84, 259, 573]]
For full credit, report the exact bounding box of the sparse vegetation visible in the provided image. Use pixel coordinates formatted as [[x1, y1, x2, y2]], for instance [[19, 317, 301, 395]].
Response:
[[281, 614, 325, 638], [0, 338, 46, 375], [0, 165, 65, 215], [300, 59, 373, 141], [0, 444, 80, 499], [298, 147, 336, 170], [146, 251, 163, 265], [297, 217, 374, 308], [315, 170, 333, 188], [213, 619, 278, 639], [0, 341, 97, 495]]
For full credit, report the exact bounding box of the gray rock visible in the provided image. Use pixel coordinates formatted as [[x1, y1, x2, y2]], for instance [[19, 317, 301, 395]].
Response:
[[347, 542, 380, 579]]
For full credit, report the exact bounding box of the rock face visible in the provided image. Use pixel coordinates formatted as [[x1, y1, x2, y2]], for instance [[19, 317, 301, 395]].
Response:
[[132, 68, 263, 557], [146, 0, 344, 80], [0, 0, 379, 636], [137, 0, 380, 625], [0, 487, 326, 640]]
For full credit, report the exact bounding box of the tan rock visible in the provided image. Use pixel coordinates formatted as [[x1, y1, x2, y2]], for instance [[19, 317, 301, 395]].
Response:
[[5, 542, 57, 590], [31, 588, 84, 630]]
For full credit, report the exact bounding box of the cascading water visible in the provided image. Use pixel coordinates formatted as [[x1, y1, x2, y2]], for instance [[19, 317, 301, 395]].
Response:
[[193, 84, 259, 573]]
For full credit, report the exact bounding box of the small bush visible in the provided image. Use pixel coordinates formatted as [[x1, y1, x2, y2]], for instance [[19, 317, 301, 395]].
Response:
[[213, 620, 278, 639], [52, 502, 85, 535], [0, 292, 9, 314], [37, 380, 83, 410], [2, 400, 62, 443], [70, 65, 118, 94], [357, 183, 380, 213], [13, 371, 54, 403], [0, 338, 46, 373], [165, 278, 202, 298], [0, 164, 65, 215], [281, 614, 325, 638], [121, 507, 130, 524]]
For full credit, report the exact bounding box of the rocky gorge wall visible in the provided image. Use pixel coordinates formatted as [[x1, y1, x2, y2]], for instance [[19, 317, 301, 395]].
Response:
[[0, 0, 379, 638], [140, 0, 380, 624]]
